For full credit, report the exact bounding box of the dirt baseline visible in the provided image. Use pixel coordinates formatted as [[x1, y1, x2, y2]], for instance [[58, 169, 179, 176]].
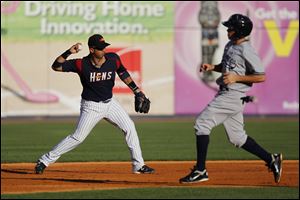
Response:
[[1, 160, 298, 194]]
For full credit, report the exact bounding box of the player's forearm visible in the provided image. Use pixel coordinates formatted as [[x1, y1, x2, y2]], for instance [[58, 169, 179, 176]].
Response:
[[122, 76, 141, 94], [117, 66, 141, 94], [51, 50, 72, 71], [235, 74, 266, 83]]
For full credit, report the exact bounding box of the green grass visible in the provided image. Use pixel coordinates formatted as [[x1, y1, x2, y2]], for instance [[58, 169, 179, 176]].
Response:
[[1, 187, 299, 199], [1, 117, 299, 199], [1, 118, 299, 163]]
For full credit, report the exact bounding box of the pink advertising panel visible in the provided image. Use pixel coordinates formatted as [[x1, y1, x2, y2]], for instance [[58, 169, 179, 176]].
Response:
[[175, 1, 299, 115]]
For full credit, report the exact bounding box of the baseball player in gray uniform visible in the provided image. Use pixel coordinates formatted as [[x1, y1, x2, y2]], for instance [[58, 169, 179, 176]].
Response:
[[35, 34, 154, 175], [180, 14, 282, 184]]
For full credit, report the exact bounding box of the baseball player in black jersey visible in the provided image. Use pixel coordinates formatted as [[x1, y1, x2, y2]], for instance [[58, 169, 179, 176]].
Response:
[[35, 34, 154, 175]]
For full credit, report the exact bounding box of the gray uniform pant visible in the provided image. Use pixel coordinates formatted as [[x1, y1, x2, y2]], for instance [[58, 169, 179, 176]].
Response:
[[194, 89, 248, 147]]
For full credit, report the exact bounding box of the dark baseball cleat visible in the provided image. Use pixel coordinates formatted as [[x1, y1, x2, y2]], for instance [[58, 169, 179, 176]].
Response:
[[179, 167, 209, 183], [35, 161, 46, 174], [134, 165, 155, 174], [266, 153, 283, 183]]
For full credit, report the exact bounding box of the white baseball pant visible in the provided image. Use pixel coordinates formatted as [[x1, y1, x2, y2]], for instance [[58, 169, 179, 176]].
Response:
[[39, 98, 145, 172]]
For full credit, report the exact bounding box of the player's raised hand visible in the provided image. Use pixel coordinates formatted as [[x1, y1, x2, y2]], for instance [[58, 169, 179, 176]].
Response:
[[200, 63, 215, 72], [69, 43, 82, 54]]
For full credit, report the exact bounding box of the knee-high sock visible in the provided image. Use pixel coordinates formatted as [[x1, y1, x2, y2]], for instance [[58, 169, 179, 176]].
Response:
[[241, 136, 272, 164], [196, 135, 209, 171]]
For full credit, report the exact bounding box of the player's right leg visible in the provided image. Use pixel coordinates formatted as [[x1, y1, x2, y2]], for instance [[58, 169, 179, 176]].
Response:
[[35, 100, 104, 174], [180, 109, 224, 183], [180, 94, 231, 183]]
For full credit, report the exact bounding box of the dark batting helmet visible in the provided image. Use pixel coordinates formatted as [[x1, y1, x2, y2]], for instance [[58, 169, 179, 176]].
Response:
[[222, 14, 253, 40]]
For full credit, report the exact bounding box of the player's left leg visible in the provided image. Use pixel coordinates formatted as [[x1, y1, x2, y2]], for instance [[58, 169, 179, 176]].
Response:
[[223, 112, 272, 162], [105, 98, 154, 174], [223, 113, 282, 183]]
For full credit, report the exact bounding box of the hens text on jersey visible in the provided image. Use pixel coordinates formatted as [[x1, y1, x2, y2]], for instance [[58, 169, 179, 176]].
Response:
[[90, 72, 113, 82]]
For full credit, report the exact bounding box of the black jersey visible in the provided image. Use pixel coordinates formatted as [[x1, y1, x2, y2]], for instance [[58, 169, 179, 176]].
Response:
[[62, 53, 128, 102]]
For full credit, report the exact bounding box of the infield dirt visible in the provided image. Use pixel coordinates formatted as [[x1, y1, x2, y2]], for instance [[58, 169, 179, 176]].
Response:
[[1, 160, 298, 194]]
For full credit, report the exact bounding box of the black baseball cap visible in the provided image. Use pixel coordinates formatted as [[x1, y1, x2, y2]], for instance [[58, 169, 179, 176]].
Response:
[[88, 34, 110, 50]]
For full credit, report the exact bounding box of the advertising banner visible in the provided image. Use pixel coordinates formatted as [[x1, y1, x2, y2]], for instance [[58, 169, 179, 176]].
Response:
[[175, 1, 299, 115], [1, 1, 299, 117], [1, 1, 174, 116]]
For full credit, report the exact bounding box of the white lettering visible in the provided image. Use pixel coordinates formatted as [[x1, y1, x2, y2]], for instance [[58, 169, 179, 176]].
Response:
[[101, 72, 107, 80], [255, 7, 298, 20], [90, 72, 96, 82], [89, 72, 114, 82], [102, 1, 117, 16], [26, 2, 168, 35], [279, 8, 298, 20], [119, 2, 131, 16], [152, 4, 164, 16], [25, 1, 41, 16], [283, 101, 299, 110], [255, 8, 276, 20], [40, 18, 47, 34], [102, 1, 165, 17], [40, 17, 147, 35], [107, 72, 112, 79], [24, 1, 96, 21]]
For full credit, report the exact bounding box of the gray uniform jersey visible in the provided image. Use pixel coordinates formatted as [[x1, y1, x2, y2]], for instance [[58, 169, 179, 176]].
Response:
[[216, 40, 264, 92], [195, 40, 264, 148]]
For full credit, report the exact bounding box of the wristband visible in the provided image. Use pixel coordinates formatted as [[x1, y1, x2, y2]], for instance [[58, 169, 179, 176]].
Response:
[[61, 50, 72, 59], [128, 81, 139, 93]]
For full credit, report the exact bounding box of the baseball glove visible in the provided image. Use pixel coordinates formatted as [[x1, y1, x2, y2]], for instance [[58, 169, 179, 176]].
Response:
[[134, 92, 150, 113]]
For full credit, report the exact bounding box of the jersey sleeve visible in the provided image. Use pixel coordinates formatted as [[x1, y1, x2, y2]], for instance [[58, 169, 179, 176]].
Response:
[[61, 59, 78, 73], [243, 46, 265, 75], [113, 54, 130, 79]]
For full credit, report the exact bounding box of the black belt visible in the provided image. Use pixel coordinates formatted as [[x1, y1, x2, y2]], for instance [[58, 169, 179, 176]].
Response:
[[84, 98, 111, 103], [98, 99, 111, 103], [102, 99, 111, 103]]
